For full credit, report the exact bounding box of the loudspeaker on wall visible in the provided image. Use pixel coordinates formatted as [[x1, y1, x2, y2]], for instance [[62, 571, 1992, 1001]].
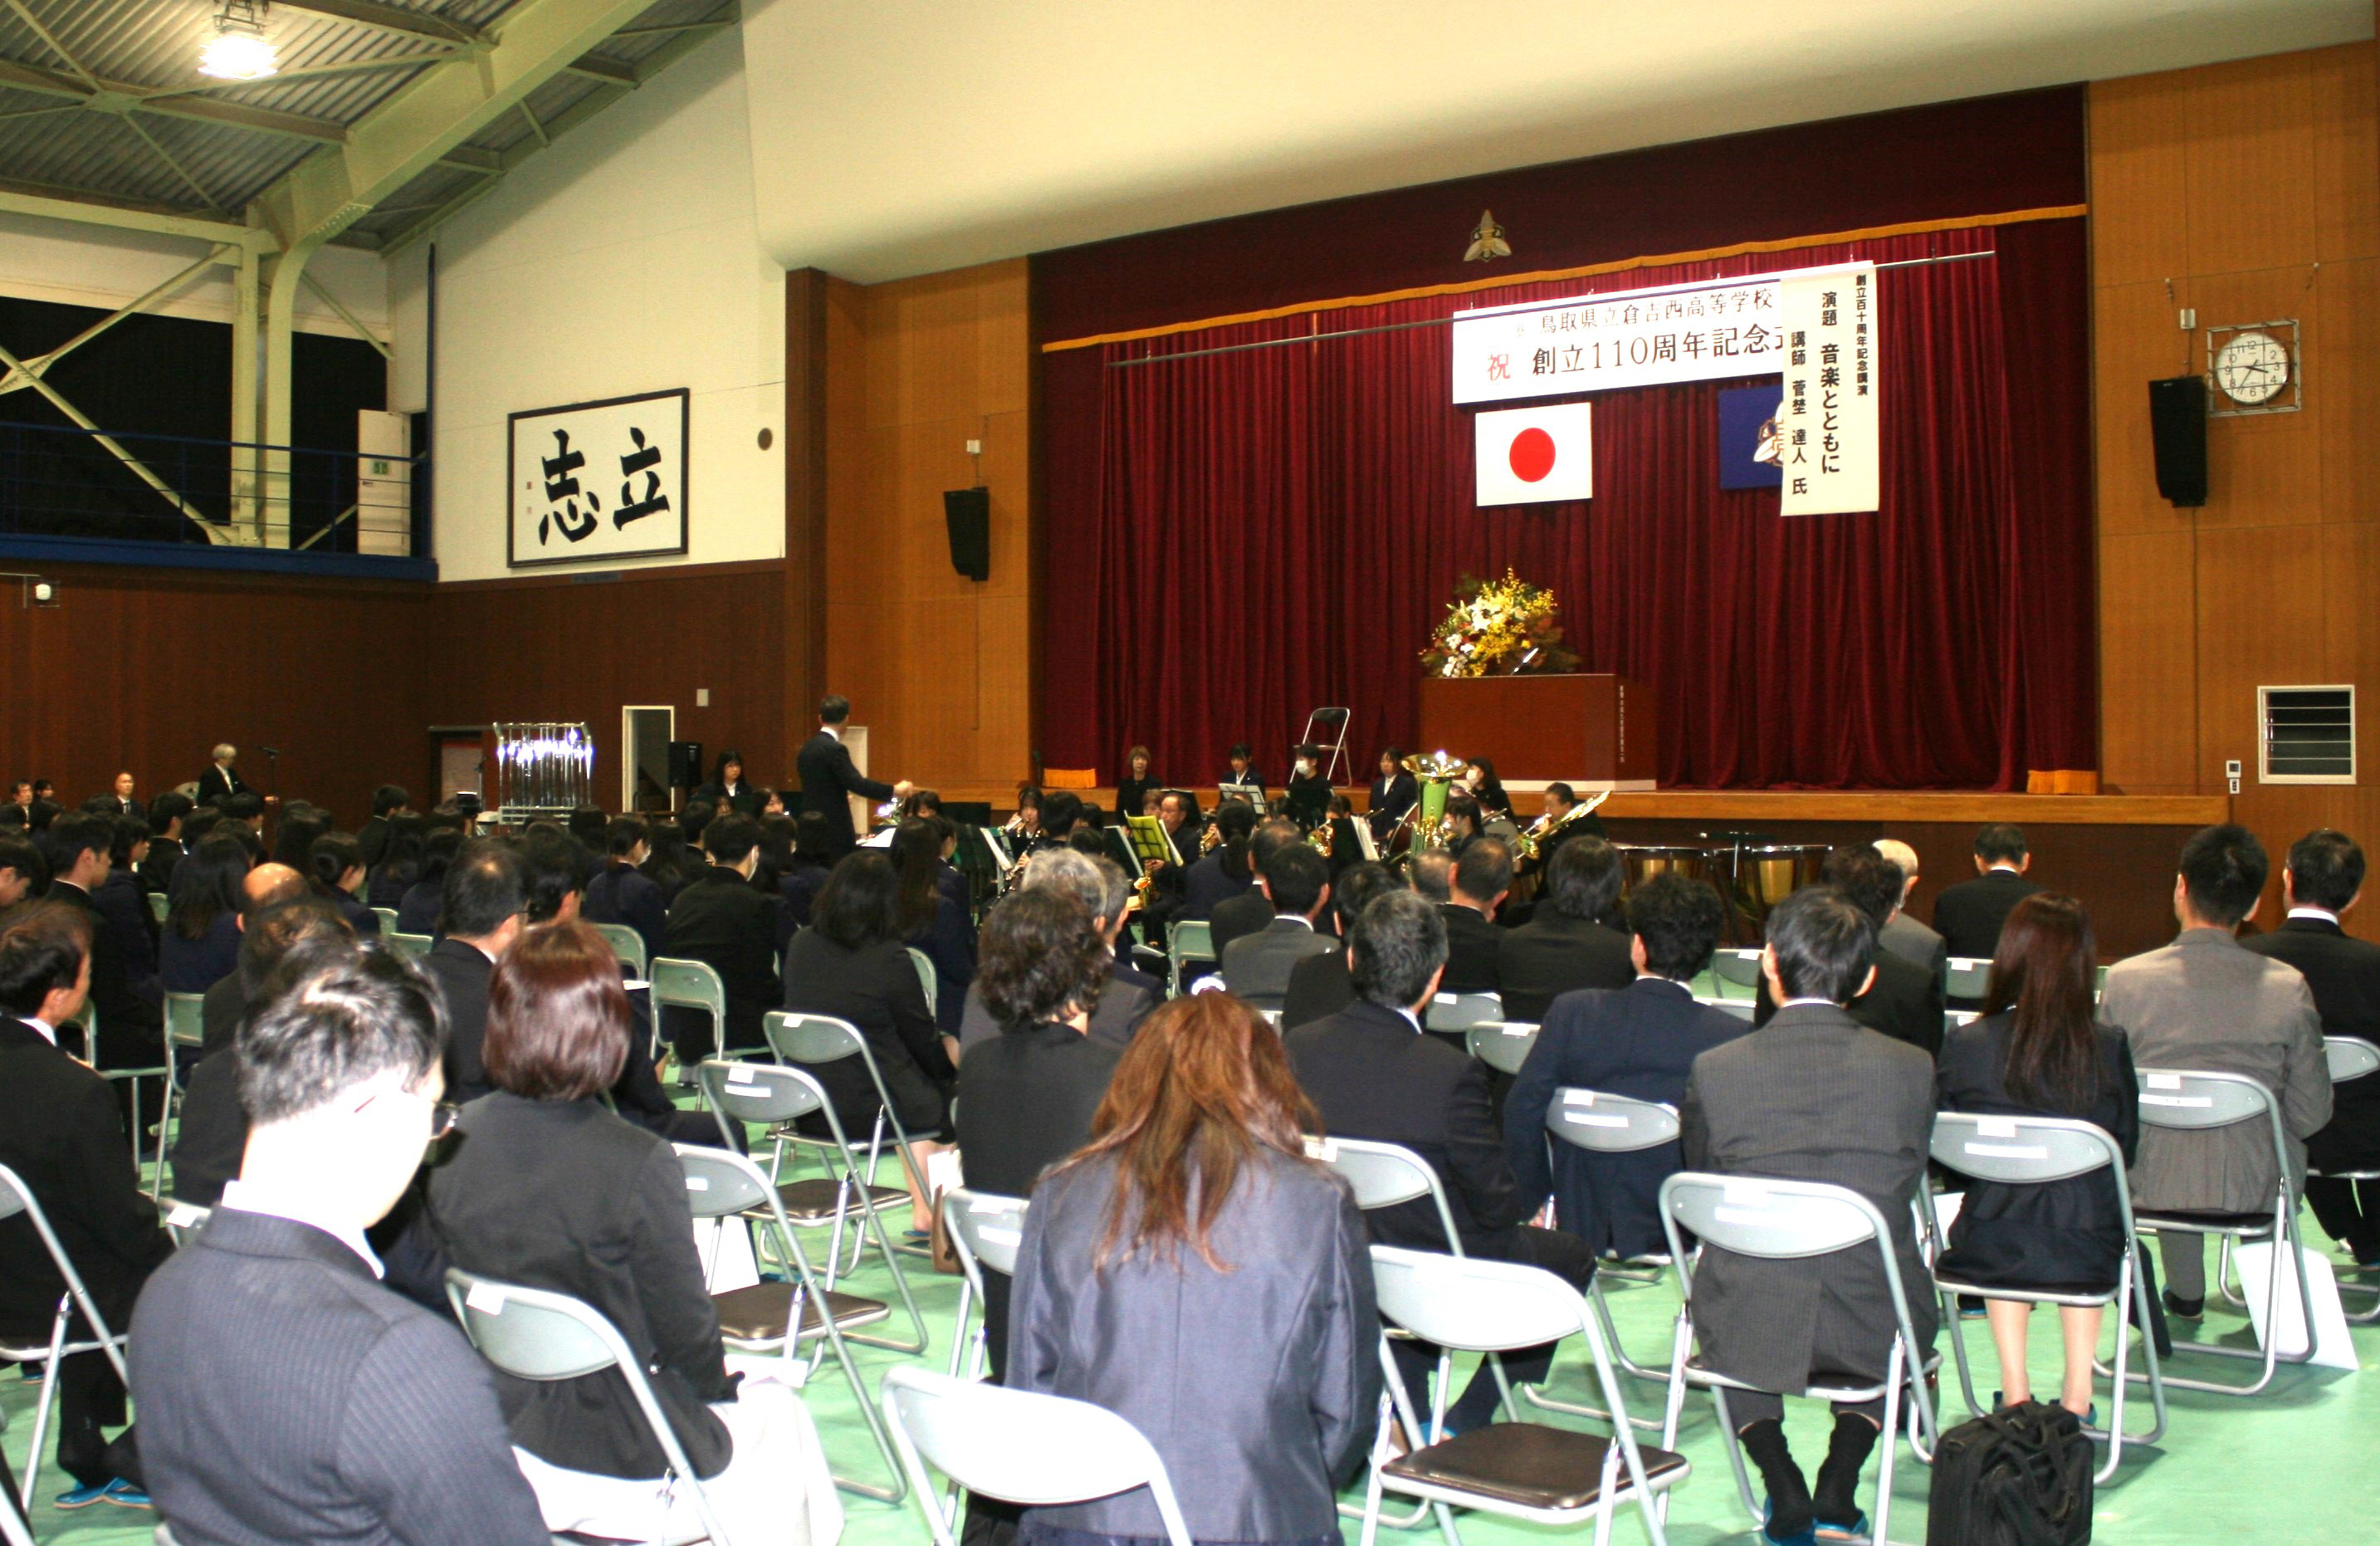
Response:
[[667, 741, 704, 790], [944, 487, 990, 581], [2148, 376, 2207, 508]]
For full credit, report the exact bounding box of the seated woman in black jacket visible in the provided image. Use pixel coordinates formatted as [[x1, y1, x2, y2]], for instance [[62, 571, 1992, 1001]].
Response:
[[159, 831, 250, 992], [1937, 893, 2139, 1420], [892, 815, 975, 1037], [426, 922, 838, 1546], [781, 850, 953, 1232], [308, 832, 381, 937], [691, 748, 765, 818]]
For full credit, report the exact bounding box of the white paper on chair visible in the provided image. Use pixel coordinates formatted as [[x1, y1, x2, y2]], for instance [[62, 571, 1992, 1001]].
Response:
[[925, 1147, 965, 1197], [1932, 1190, 1964, 1237], [694, 1215, 761, 1294], [2232, 1242, 2360, 1370]]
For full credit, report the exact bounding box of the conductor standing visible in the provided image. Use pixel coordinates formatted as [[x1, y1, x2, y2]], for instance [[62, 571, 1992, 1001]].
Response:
[[796, 695, 910, 856]]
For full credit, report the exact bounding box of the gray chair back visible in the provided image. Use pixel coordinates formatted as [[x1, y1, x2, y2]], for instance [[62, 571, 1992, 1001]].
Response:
[[1545, 1089, 1679, 1154], [1660, 1172, 1882, 1260], [765, 1009, 865, 1066], [590, 922, 648, 977], [1928, 1112, 2122, 1187], [1711, 948, 1763, 991], [675, 1141, 776, 1220], [1943, 956, 1993, 1000], [2324, 1035, 2380, 1085], [384, 931, 433, 962], [880, 1366, 1194, 1546], [1692, 995, 1756, 1023], [943, 1188, 1029, 1287], [2134, 1068, 2279, 1133], [1464, 1020, 1538, 1075], [1423, 991, 1503, 1034], [1368, 1244, 1584, 1353], [907, 947, 939, 1009], [695, 1057, 828, 1138], [164, 991, 206, 1049], [370, 907, 399, 933], [1304, 1135, 1465, 1256]]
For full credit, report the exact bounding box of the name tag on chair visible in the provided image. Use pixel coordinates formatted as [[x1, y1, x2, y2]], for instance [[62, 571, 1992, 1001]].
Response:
[[1304, 1137, 1338, 1162]]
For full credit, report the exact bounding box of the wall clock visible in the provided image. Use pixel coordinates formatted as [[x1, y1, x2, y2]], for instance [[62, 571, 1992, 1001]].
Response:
[[2204, 320, 2300, 416]]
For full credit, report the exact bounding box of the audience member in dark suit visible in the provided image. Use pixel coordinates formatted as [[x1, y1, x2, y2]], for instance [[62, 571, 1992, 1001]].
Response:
[[1178, 801, 1259, 924], [396, 827, 462, 936], [1219, 841, 1336, 1007], [958, 849, 1157, 1056], [1498, 835, 1636, 1022], [954, 888, 1122, 1391], [795, 695, 907, 854], [692, 748, 766, 818], [0, 905, 170, 1505], [776, 810, 838, 943], [1282, 863, 1398, 1031], [103, 772, 144, 824], [42, 813, 163, 1103], [131, 943, 551, 1546], [355, 784, 411, 871], [139, 792, 193, 898], [1873, 838, 1949, 988], [428, 922, 838, 1545], [1507, 873, 1747, 1260], [420, 840, 526, 1105], [584, 815, 669, 966], [1287, 889, 1594, 1431], [194, 744, 252, 807], [0, 834, 42, 924], [1010, 992, 1376, 1546], [1755, 846, 1947, 1057], [2243, 829, 2380, 1265], [893, 816, 975, 1036], [1937, 892, 2139, 1419], [365, 815, 428, 911], [94, 815, 163, 1003], [1679, 886, 1937, 1544], [1436, 835, 1513, 1004], [1114, 745, 1161, 826], [197, 862, 310, 1057], [784, 849, 952, 1231], [2104, 824, 2332, 1314], [170, 898, 357, 1208], [1932, 822, 2043, 965], [1215, 741, 1267, 801], [1206, 813, 1295, 956], [659, 815, 782, 1066], [1283, 743, 1332, 829], [1368, 748, 1417, 840], [309, 831, 383, 938]]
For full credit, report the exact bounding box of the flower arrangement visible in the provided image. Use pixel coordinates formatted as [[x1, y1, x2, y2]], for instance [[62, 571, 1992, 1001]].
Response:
[[1419, 570, 1581, 678]]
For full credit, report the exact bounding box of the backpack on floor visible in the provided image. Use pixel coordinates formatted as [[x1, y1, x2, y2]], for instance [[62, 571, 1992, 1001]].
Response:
[[1926, 1400, 2094, 1545]]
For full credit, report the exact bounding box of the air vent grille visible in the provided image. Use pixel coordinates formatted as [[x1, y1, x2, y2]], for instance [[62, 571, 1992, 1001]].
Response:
[[2259, 685, 2354, 785]]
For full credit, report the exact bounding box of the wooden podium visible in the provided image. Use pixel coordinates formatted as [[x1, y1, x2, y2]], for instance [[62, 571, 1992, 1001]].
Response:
[[1416, 673, 1656, 789]]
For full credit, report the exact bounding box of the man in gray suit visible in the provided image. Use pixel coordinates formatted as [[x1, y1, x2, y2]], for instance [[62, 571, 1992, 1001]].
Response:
[[1219, 843, 1336, 1008], [958, 849, 1156, 1054], [2102, 823, 2331, 1317], [1873, 838, 1948, 986], [1680, 887, 1936, 1544]]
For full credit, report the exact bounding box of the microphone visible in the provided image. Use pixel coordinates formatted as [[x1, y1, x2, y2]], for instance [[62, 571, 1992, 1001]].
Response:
[[259, 746, 283, 756]]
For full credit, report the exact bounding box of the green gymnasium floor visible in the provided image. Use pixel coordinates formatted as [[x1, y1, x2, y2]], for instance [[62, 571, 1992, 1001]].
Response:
[[10, 1091, 2378, 1546]]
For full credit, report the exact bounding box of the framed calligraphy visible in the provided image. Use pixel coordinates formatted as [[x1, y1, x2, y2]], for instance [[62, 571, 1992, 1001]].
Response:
[[506, 388, 691, 568]]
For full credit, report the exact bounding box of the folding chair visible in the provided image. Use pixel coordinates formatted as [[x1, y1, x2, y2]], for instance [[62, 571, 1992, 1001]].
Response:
[[1165, 918, 1215, 997], [1943, 956, 1993, 1000], [1658, 1172, 1940, 1546], [907, 947, 939, 1013], [1945, 1010, 1979, 1035], [881, 1366, 1194, 1546], [384, 931, 433, 963], [370, 907, 399, 934], [0, 1163, 134, 1518], [696, 1056, 928, 1357], [1356, 1245, 1688, 1546], [1923, 1112, 2166, 1480], [1304, 1134, 1497, 1531], [652, 956, 750, 1069], [2309, 1036, 2380, 1323], [1463, 1020, 1538, 1077], [765, 1009, 937, 1277], [442, 1268, 736, 1543], [153, 991, 208, 1203], [672, 1143, 908, 1503], [159, 1197, 212, 1245], [145, 892, 169, 926], [1535, 1089, 1684, 1430], [1421, 991, 1503, 1036], [1691, 995, 1756, 1025], [2, 1495, 29, 1546], [591, 922, 648, 978], [935, 1189, 1030, 1529], [1300, 707, 1352, 784], [1710, 949, 1763, 999], [2128, 1067, 2320, 1395]]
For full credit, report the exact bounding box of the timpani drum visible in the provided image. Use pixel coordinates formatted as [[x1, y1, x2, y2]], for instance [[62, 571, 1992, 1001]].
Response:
[[1616, 844, 1712, 893], [1731, 843, 1829, 926]]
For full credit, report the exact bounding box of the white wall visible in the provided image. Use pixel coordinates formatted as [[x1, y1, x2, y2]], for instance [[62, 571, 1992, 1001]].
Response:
[[0, 213, 388, 339], [404, 24, 784, 583]]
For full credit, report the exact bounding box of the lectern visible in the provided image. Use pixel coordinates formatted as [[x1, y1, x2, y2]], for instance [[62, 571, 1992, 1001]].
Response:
[[1416, 674, 1655, 789]]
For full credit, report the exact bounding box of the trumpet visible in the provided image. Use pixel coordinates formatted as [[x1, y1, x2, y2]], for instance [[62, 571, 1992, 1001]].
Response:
[[1200, 819, 1222, 855], [1517, 789, 1612, 854], [1307, 819, 1335, 860]]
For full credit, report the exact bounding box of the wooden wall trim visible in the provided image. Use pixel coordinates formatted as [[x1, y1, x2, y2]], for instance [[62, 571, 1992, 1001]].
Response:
[[434, 558, 784, 594]]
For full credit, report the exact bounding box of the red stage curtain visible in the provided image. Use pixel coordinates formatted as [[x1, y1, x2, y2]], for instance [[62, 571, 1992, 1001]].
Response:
[[1051, 221, 2093, 791]]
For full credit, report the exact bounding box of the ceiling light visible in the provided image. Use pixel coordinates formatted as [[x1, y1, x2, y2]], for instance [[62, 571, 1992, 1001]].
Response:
[[198, 1, 279, 81]]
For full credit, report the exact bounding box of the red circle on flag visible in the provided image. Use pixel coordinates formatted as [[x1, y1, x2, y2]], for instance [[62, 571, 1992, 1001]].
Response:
[[1508, 427, 1557, 482]]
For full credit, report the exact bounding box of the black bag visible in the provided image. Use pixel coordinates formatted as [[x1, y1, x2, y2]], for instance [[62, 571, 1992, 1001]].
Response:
[[1927, 1401, 2094, 1545]]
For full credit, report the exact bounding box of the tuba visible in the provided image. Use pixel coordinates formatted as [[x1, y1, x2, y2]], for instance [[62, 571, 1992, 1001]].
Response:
[[1390, 750, 1467, 859]]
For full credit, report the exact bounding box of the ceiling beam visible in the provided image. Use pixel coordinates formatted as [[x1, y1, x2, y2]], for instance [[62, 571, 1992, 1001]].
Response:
[[252, 0, 657, 253], [563, 53, 637, 86], [0, 178, 275, 247], [266, 0, 486, 47]]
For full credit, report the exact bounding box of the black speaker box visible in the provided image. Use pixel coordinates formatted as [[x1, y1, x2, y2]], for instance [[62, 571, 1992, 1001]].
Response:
[[944, 487, 990, 581], [2148, 376, 2208, 507], [667, 740, 703, 790]]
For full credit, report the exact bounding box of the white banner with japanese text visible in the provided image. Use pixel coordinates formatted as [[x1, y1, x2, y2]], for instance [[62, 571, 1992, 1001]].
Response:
[[1451, 271, 1802, 405], [507, 388, 690, 568], [1776, 263, 1879, 516]]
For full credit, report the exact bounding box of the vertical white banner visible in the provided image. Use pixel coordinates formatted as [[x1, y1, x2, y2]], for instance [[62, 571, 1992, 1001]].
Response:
[[1778, 263, 1879, 516]]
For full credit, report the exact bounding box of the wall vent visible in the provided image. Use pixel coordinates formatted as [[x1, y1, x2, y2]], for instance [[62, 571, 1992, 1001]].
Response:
[[2259, 685, 2354, 785]]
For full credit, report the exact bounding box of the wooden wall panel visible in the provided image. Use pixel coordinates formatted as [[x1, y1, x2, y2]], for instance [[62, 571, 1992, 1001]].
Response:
[[0, 565, 432, 826], [2090, 281, 2192, 539], [2095, 531, 2199, 792], [2312, 42, 2380, 261], [2180, 51, 2323, 276], [2319, 258, 2380, 522], [2087, 72, 2192, 286]]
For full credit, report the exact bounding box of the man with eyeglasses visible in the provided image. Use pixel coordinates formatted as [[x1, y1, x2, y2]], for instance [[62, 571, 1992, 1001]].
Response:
[[130, 942, 550, 1545]]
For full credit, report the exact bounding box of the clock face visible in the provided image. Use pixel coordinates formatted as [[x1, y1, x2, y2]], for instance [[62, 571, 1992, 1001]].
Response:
[[2213, 330, 2290, 405]]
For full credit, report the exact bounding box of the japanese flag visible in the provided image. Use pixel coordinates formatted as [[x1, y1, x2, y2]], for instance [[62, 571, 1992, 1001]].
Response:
[[1475, 401, 1593, 506]]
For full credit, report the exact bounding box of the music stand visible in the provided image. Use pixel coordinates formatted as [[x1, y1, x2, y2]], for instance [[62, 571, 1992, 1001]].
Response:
[[1216, 782, 1262, 807], [980, 827, 1014, 873], [1123, 815, 1173, 868], [1351, 818, 1381, 863]]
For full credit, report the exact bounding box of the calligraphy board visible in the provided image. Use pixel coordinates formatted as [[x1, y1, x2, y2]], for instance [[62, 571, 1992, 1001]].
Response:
[[507, 388, 690, 568]]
